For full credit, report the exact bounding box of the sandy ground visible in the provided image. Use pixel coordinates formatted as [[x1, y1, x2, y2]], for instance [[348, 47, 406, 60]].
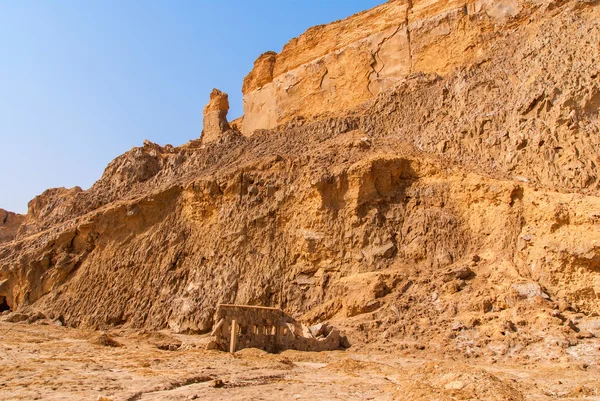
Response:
[[1, 321, 599, 401]]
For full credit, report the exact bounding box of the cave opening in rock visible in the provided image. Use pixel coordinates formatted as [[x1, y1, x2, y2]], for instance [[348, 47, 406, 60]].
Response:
[[0, 296, 10, 312]]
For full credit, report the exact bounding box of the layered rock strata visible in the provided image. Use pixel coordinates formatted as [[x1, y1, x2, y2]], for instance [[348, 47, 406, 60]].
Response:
[[242, 0, 533, 133]]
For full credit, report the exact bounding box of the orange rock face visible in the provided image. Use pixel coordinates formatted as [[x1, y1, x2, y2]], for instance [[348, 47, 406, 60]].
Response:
[[241, 0, 528, 134], [242, 51, 277, 95]]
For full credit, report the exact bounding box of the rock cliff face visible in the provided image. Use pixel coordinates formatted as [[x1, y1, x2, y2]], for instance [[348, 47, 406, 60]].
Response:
[[241, 0, 528, 133], [1, 0, 599, 356]]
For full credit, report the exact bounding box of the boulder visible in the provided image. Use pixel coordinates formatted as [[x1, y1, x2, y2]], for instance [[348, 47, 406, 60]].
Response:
[[579, 318, 600, 337], [5, 312, 29, 323], [511, 283, 550, 300]]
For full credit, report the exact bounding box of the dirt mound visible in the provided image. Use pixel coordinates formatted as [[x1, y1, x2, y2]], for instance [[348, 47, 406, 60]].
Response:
[[397, 363, 524, 401], [235, 347, 296, 370], [323, 358, 393, 377], [90, 333, 122, 348]]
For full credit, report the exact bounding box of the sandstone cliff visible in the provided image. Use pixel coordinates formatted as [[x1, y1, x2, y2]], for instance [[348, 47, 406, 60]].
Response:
[[1, 0, 599, 357], [241, 0, 528, 133]]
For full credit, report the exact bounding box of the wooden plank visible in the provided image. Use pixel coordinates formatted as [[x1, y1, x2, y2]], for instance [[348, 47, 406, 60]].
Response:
[[210, 318, 225, 337], [229, 319, 238, 353], [218, 304, 283, 312]]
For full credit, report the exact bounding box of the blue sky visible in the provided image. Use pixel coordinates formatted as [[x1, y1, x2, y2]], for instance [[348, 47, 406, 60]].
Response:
[[0, 1, 382, 214]]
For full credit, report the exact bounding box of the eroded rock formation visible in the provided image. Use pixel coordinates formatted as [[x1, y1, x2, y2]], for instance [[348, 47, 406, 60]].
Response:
[[1, 0, 599, 358], [0, 209, 24, 244], [202, 88, 231, 144]]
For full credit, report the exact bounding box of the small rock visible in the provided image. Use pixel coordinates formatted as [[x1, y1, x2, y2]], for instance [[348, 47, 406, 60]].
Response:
[[558, 298, 573, 312], [579, 317, 600, 337], [452, 321, 466, 331], [301, 324, 314, 339], [210, 379, 225, 388], [157, 342, 182, 351], [503, 320, 517, 332], [576, 330, 594, 339], [442, 280, 461, 295], [514, 176, 530, 183], [445, 380, 466, 390], [443, 266, 474, 282], [26, 312, 46, 324], [340, 334, 351, 349], [480, 298, 493, 313], [358, 137, 372, 148], [511, 282, 550, 300], [97, 397, 113, 401], [266, 185, 277, 197], [371, 242, 396, 259], [437, 251, 454, 266], [247, 185, 258, 196], [309, 322, 327, 337], [5, 312, 29, 323], [454, 266, 474, 280]]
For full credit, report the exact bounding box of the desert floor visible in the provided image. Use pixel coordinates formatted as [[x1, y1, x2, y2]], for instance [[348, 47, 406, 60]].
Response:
[[1, 321, 599, 401]]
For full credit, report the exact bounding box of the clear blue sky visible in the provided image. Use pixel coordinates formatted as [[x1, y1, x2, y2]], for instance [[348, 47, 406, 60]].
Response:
[[0, 1, 382, 214]]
